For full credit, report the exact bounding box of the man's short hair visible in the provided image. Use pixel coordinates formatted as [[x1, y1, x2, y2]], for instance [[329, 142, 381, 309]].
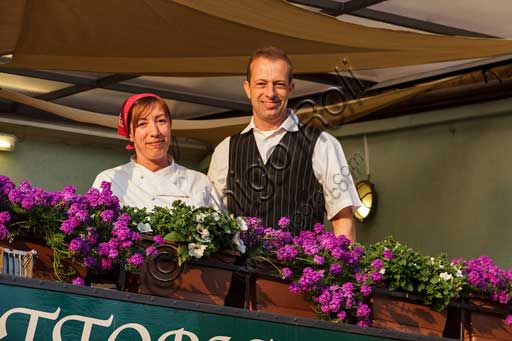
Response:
[[246, 46, 293, 82]]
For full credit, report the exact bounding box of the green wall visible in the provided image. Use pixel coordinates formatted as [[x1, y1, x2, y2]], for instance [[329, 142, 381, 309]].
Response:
[[339, 105, 512, 267]]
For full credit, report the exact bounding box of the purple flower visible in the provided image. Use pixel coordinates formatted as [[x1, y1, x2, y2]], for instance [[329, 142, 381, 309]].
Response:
[[278, 217, 291, 228], [130, 231, 141, 241], [499, 291, 510, 304], [383, 249, 394, 259], [0, 211, 11, 224], [313, 223, 325, 234], [276, 245, 299, 261], [153, 234, 165, 245], [329, 263, 343, 276], [120, 240, 133, 249], [97, 242, 110, 257], [313, 255, 325, 265], [21, 196, 35, 210], [360, 284, 372, 296], [356, 319, 371, 327], [506, 314, 512, 325], [71, 277, 85, 286], [356, 302, 371, 318], [0, 224, 8, 240], [145, 246, 158, 257], [68, 238, 84, 252], [371, 272, 384, 282], [281, 267, 293, 279], [337, 311, 347, 321], [371, 259, 383, 271], [127, 253, 145, 267], [83, 256, 96, 268], [100, 258, 113, 270], [100, 210, 115, 223], [108, 248, 119, 259]]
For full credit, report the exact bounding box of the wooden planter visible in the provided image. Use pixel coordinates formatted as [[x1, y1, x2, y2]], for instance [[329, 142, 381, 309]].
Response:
[[249, 263, 317, 319], [0, 237, 86, 281], [463, 299, 512, 340], [371, 290, 447, 337], [250, 275, 317, 319], [137, 244, 237, 306]]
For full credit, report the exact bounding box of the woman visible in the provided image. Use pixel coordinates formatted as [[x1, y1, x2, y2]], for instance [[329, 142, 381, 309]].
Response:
[[93, 93, 220, 210]]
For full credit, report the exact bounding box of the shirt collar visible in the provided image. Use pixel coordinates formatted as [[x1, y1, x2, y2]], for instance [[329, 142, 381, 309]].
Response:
[[240, 109, 300, 134], [130, 155, 178, 176]]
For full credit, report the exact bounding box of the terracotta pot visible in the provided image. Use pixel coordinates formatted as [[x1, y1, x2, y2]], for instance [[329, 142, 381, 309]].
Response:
[[138, 244, 237, 305], [371, 290, 447, 337], [250, 275, 317, 319], [0, 237, 86, 281], [249, 263, 316, 319], [463, 299, 512, 340]]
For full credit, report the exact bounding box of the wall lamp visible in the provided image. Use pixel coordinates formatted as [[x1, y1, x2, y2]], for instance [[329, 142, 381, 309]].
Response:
[[0, 133, 17, 151], [354, 180, 376, 223]]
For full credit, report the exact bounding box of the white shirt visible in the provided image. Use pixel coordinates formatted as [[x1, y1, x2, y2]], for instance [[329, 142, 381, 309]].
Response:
[[93, 157, 221, 210], [208, 111, 361, 220]]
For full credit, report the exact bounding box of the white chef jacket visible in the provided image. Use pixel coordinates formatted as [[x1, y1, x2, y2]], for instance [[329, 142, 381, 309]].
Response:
[[93, 157, 221, 210], [208, 111, 361, 220]]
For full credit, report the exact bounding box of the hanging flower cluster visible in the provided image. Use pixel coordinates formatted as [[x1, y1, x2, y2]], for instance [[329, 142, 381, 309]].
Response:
[[0, 176, 244, 285], [242, 218, 376, 327], [453, 255, 512, 323]]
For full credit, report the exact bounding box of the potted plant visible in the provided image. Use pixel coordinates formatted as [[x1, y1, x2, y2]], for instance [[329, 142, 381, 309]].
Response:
[[451, 256, 512, 340], [125, 201, 246, 305], [242, 218, 375, 325], [0, 176, 147, 285], [361, 236, 465, 336]]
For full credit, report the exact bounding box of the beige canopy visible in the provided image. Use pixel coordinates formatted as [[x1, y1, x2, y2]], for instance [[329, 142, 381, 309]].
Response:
[[2, 0, 512, 75]]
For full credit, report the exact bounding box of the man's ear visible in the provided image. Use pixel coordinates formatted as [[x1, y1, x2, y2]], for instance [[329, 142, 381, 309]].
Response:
[[289, 80, 295, 93], [243, 80, 251, 100]]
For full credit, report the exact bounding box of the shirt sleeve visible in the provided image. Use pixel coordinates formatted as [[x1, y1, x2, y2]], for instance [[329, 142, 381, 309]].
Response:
[[207, 137, 230, 208], [92, 171, 112, 190], [312, 132, 362, 220]]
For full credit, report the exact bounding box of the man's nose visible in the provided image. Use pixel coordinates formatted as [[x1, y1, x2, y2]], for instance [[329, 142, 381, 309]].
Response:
[[264, 83, 276, 98]]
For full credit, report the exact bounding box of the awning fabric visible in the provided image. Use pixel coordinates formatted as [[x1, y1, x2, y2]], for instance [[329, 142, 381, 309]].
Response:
[[0, 78, 448, 146], [1, 0, 512, 75]]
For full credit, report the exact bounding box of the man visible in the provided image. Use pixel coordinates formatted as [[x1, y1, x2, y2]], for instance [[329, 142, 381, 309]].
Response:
[[208, 47, 361, 241]]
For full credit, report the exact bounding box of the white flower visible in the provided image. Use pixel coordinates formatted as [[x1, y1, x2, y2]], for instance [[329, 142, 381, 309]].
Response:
[[455, 270, 463, 278], [232, 232, 246, 254], [212, 212, 220, 222], [236, 217, 248, 231], [196, 224, 210, 240], [440, 272, 453, 281], [136, 222, 153, 233], [430, 257, 435, 264], [188, 243, 207, 258], [379, 268, 386, 275], [195, 213, 207, 223]]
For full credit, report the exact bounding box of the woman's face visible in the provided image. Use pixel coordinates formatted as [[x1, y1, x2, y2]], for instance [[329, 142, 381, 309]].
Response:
[[130, 103, 171, 170]]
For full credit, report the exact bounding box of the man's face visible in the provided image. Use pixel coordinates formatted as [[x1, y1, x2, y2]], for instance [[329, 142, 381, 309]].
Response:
[[130, 103, 171, 169], [244, 57, 294, 130]]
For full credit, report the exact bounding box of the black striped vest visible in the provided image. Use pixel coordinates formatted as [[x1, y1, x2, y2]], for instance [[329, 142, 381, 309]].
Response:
[[226, 125, 325, 235]]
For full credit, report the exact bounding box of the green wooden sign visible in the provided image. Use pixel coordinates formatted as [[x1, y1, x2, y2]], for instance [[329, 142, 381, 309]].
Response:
[[0, 279, 414, 341]]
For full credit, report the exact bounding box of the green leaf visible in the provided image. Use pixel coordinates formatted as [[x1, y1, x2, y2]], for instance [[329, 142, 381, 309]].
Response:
[[164, 232, 186, 242]]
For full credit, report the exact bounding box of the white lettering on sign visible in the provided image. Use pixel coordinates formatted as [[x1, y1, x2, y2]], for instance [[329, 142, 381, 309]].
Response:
[[0, 306, 276, 341], [0, 307, 60, 341], [108, 323, 151, 341], [52, 313, 113, 341]]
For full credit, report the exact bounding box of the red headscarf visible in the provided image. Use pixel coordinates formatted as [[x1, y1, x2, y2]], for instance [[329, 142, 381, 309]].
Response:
[[117, 93, 161, 150]]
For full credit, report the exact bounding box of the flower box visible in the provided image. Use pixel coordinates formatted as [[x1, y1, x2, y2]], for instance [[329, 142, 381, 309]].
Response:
[[137, 244, 237, 305], [250, 274, 317, 319], [249, 262, 317, 319], [370, 289, 447, 337], [462, 299, 512, 340], [0, 237, 86, 281]]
